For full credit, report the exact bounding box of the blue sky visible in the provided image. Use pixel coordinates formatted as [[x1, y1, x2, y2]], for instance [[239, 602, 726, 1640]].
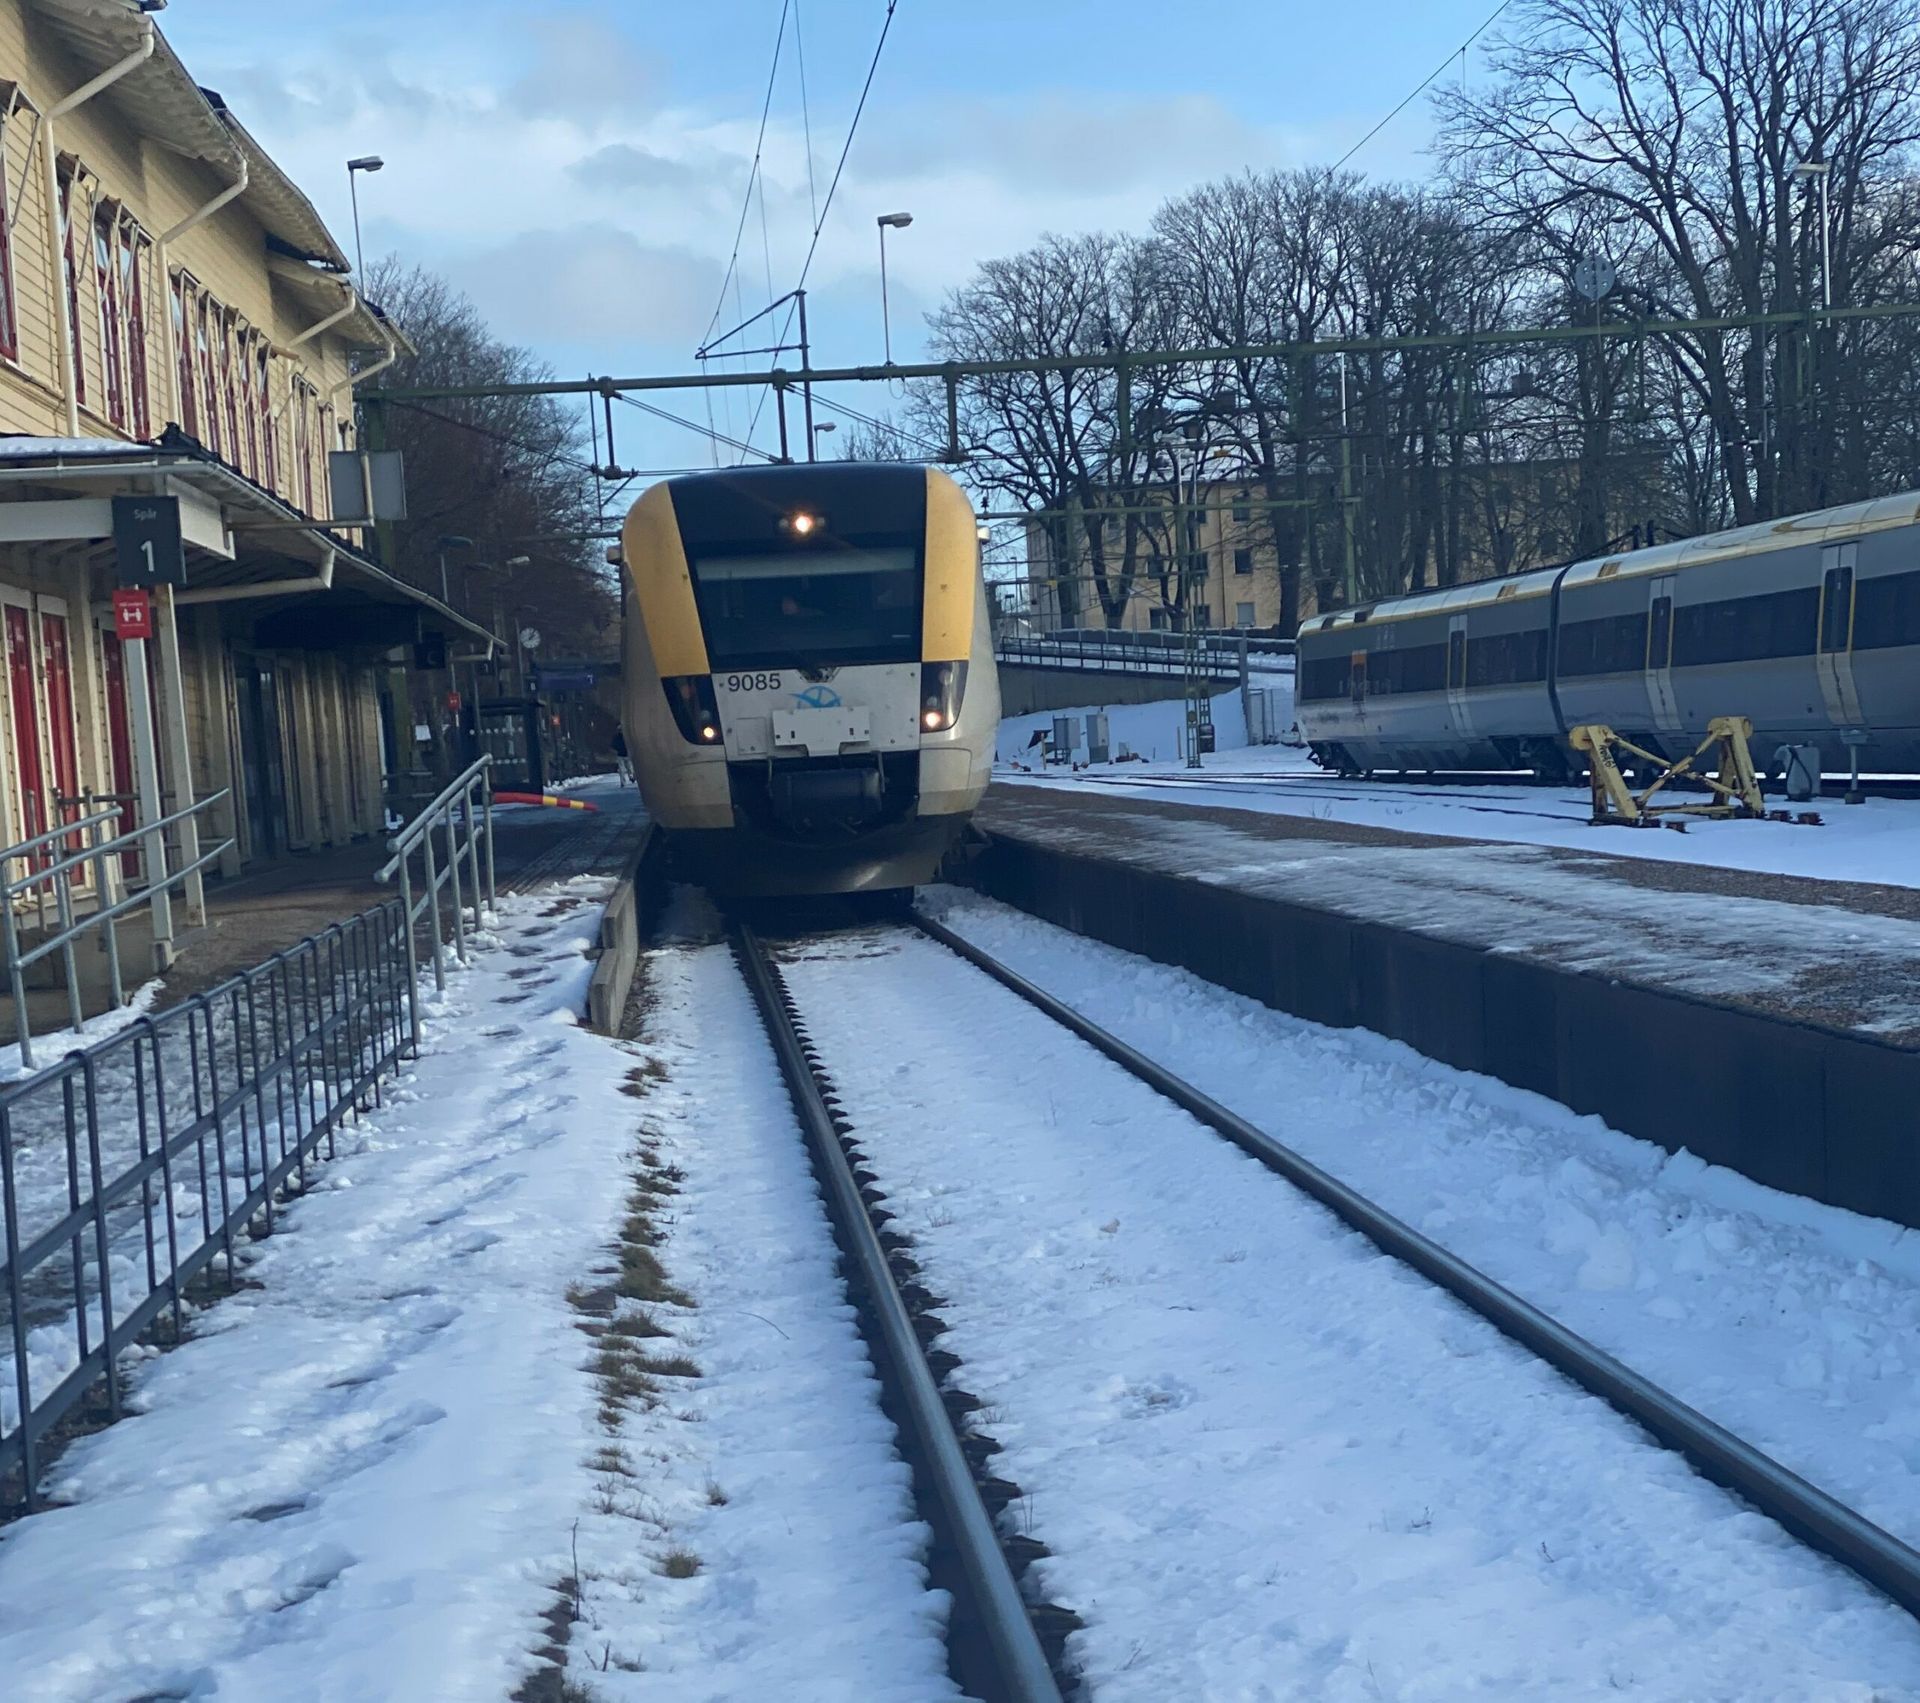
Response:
[[161, 0, 1504, 473]]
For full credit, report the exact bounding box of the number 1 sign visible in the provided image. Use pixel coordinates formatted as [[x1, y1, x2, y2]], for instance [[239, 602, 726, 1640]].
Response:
[[112, 495, 186, 588]]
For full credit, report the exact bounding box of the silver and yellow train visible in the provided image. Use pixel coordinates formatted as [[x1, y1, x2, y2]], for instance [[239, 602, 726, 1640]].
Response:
[[619, 462, 1000, 897]]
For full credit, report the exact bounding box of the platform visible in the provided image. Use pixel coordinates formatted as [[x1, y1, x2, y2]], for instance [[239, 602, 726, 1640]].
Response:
[[969, 780, 1920, 1227]]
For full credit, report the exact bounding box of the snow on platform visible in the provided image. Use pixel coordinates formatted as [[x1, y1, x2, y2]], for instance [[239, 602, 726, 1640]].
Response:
[[974, 781, 1920, 1043], [996, 687, 1920, 892], [781, 919, 1920, 1699], [0, 891, 949, 1700]]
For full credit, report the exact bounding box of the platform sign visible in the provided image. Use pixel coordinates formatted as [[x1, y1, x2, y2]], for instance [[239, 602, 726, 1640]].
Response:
[[111, 587, 153, 641], [112, 495, 186, 587]]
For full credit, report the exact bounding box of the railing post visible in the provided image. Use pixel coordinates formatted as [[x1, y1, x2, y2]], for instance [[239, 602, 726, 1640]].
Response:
[[445, 813, 467, 965], [482, 761, 496, 910], [5, 857, 32, 1072], [395, 856, 422, 1053], [462, 788, 484, 934], [53, 858, 83, 1038], [0, 1101, 35, 1512], [421, 833, 447, 993], [93, 822, 124, 1013]]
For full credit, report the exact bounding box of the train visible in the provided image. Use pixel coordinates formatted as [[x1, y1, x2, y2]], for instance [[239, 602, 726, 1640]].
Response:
[[1295, 490, 1920, 778], [619, 461, 1000, 897]]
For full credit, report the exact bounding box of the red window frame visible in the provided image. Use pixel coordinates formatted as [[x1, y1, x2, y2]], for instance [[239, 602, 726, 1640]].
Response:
[[293, 381, 315, 515], [170, 275, 196, 437], [58, 171, 85, 406], [0, 128, 18, 360], [121, 225, 150, 439], [195, 292, 221, 456], [223, 316, 248, 478], [93, 205, 125, 428], [255, 343, 276, 489]]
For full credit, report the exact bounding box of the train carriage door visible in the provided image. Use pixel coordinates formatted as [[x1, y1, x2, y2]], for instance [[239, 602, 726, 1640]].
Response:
[[1815, 542, 1865, 728], [1445, 615, 1473, 734], [1645, 576, 1681, 735], [2, 593, 48, 853]]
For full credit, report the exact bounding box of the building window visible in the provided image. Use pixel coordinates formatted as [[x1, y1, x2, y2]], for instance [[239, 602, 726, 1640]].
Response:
[[1193, 604, 1212, 628], [93, 204, 125, 428], [119, 221, 150, 438], [57, 170, 85, 405], [1187, 550, 1207, 578], [1148, 608, 1168, 631], [292, 378, 317, 514], [0, 127, 18, 359], [1236, 601, 1256, 628], [1232, 499, 1251, 523], [170, 275, 196, 436], [221, 315, 248, 478], [1234, 548, 1253, 576], [194, 292, 221, 456], [255, 343, 276, 489]]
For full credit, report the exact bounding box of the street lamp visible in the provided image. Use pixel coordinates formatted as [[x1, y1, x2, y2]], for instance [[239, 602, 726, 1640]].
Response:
[[811, 421, 837, 456], [346, 155, 384, 281], [876, 212, 913, 364], [436, 533, 474, 605], [1791, 159, 1832, 311]]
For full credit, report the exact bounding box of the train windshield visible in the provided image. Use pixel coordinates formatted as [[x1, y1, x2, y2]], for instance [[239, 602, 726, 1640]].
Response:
[[690, 545, 922, 671]]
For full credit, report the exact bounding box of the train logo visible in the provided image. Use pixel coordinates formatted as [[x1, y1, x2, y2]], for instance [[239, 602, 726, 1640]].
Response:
[[795, 684, 843, 709]]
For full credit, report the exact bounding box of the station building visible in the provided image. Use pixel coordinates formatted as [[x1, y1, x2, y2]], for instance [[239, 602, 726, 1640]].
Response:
[[0, 0, 488, 887]]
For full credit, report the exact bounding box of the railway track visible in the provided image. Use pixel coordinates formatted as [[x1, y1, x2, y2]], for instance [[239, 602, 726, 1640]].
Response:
[[733, 910, 1920, 1691]]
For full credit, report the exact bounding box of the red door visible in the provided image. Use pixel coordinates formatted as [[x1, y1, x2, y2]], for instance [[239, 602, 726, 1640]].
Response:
[[39, 610, 80, 846], [101, 632, 138, 872], [5, 605, 46, 848]]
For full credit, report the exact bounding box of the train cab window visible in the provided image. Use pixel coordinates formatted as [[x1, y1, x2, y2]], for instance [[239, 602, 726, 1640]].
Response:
[[1648, 595, 1672, 669], [1447, 628, 1464, 689], [689, 544, 923, 670], [1821, 563, 1854, 652]]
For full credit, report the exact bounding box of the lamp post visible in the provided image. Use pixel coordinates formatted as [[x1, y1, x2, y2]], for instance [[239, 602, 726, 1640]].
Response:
[[876, 212, 913, 364], [1791, 159, 1832, 311], [437, 533, 474, 605], [346, 155, 384, 280], [812, 421, 837, 457]]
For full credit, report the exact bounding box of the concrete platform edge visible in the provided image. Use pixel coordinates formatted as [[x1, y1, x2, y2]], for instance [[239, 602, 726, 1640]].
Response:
[[961, 830, 1920, 1230]]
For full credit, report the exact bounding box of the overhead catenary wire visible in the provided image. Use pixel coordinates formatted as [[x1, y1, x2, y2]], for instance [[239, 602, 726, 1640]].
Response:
[[698, 0, 792, 355], [794, 0, 819, 228], [744, 0, 902, 451], [1329, 0, 1514, 174]]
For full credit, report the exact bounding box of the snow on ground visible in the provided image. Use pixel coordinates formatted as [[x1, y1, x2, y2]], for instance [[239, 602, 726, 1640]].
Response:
[[923, 887, 1920, 1577], [994, 683, 1920, 889], [781, 922, 1920, 1700], [0, 893, 951, 1701]]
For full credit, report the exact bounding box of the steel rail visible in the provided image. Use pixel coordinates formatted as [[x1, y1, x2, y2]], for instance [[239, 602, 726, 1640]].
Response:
[[730, 922, 1063, 1703], [911, 911, 1920, 1624]]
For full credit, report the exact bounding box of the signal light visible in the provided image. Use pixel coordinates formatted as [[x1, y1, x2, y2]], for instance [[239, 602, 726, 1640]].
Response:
[[781, 510, 824, 537]]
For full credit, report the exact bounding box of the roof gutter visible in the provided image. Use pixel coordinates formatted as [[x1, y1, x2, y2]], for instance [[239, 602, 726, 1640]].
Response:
[[176, 547, 334, 605], [329, 329, 398, 402], [40, 17, 157, 433]]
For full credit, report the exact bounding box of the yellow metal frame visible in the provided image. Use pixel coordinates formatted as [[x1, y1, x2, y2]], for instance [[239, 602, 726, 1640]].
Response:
[[1569, 717, 1766, 827]]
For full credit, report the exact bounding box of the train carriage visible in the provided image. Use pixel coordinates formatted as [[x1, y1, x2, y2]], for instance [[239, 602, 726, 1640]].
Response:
[[620, 461, 1000, 896], [1297, 491, 1920, 778]]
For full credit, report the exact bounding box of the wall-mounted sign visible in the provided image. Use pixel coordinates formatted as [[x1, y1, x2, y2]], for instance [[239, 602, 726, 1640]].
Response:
[[111, 587, 153, 641], [112, 495, 185, 587]]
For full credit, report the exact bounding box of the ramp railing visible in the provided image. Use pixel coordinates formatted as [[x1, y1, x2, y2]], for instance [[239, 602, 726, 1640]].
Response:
[[1, 792, 235, 1070], [375, 756, 495, 1050]]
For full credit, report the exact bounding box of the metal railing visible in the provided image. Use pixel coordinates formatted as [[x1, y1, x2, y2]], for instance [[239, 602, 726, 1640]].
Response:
[[1, 792, 235, 1070], [995, 632, 1280, 678], [376, 756, 496, 1050], [1, 899, 413, 1515]]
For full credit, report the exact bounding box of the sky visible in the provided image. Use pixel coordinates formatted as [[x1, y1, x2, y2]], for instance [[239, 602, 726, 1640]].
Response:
[[160, 0, 1506, 479]]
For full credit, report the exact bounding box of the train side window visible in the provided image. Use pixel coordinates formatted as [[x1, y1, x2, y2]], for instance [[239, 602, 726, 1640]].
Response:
[[1820, 564, 1853, 652], [1648, 595, 1672, 669], [1447, 628, 1464, 688], [1348, 653, 1368, 703]]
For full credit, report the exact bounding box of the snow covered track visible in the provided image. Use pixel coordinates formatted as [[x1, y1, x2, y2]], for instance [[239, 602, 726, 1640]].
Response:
[[731, 922, 1066, 1703], [774, 918, 1920, 1696]]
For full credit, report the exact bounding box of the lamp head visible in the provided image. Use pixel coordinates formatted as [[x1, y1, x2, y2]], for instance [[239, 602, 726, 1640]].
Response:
[[877, 211, 913, 229], [348, 155, 385, 174]]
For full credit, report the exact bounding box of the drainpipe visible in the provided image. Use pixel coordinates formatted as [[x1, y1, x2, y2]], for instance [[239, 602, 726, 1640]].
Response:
[[40, 21, 157, 434], [156, 155, 249, 439], [327, 329, 397, 403], [272, 281, 359, 430]]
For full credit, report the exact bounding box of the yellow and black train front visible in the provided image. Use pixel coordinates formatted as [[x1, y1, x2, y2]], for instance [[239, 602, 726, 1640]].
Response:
[[620, 462, 1001, 897]]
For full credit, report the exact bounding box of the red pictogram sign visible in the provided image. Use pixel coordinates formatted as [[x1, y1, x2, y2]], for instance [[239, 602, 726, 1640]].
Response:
[[446, 690, 463, 713], [111, 588, 153, 641]]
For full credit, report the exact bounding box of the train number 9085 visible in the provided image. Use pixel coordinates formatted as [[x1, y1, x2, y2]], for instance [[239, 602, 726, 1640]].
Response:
[[721, 672, 783, 693]]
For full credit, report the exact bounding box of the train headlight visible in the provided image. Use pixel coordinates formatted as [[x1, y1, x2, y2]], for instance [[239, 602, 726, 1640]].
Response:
[[919, 660, 969, 734], [781, 510, 825, 537], [663, 674, 724, 746]]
